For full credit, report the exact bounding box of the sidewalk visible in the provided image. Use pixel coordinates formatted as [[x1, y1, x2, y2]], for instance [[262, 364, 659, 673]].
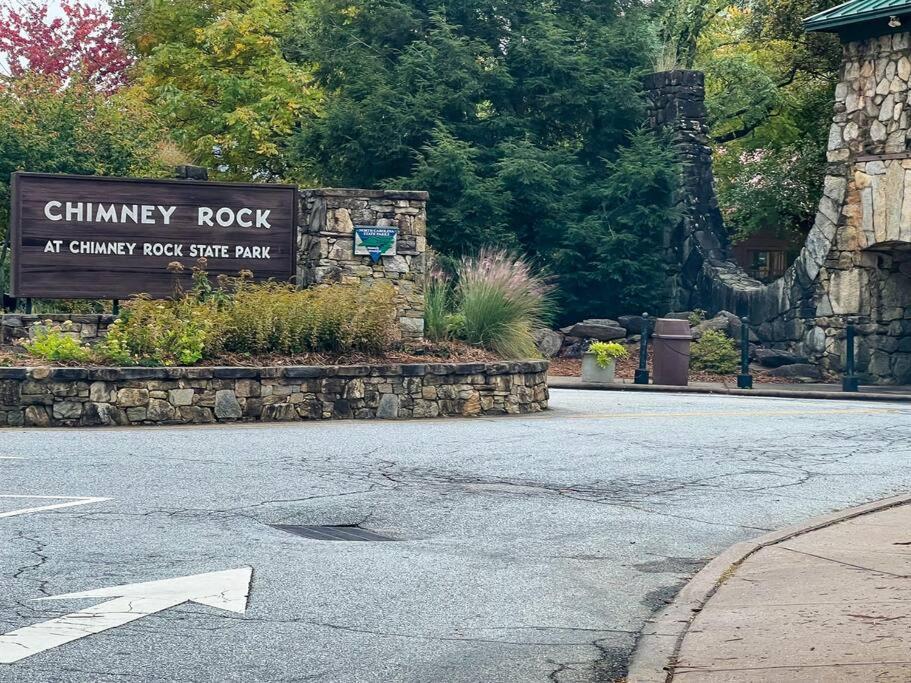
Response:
[[548, 375, 911, 402], [629, 495, 911, 682]]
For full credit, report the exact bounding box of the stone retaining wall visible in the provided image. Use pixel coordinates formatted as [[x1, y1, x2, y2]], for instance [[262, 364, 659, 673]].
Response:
[[1, 314, 115, 347], [708, 33, 911, 383], [0, 361, 548, 427]]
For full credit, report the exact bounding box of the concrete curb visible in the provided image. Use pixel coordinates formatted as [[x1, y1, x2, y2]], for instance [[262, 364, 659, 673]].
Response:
[[547, 379, 911, 403], [625, 492, 911, 683]]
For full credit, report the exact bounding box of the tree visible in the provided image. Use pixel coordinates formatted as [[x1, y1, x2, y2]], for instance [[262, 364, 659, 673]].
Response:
[[112, 0, 319, 180], [696, 5, 837, 145], [283, 0, 679, 321], [687, 3, 838, 243], [0, 76, 175, 271], [552, 131, 680, 320], [0, 0, 132, 92], [714, 138, 825, 242], [654, 0, 728, 70]]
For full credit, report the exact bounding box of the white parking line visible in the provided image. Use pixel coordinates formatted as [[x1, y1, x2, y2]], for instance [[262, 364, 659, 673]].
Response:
[[0, 496, 110, 519]]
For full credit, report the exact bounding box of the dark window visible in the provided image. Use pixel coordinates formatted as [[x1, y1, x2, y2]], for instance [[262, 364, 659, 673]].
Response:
[[746, 250, 788, 282], [749, 251, 770, 280]]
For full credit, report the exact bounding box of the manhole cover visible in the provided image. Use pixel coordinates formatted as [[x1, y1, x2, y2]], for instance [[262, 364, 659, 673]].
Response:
[[270, 524, 396, 542]]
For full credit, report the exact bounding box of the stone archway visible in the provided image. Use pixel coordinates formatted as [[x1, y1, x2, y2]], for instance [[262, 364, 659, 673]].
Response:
[[855, 242, 911, 382], [645, 31, 911, 384]]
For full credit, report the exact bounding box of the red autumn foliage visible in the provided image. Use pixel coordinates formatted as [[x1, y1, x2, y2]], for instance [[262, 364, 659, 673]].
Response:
[[0, 0, 131, 91]]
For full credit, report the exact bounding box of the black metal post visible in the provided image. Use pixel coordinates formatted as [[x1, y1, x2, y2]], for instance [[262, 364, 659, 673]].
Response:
[[843, 317, 859, 392], [634, 312, 650, 385], [24, 298, 32, 314], [737, 316, 752, 389], [112, 300, 120, 315]]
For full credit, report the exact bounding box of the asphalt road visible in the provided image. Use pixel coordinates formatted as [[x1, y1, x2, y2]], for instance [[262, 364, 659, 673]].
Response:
[[1, 389, 910, 682]]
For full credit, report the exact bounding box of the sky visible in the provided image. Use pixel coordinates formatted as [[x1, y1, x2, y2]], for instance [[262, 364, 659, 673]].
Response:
[[8, 0, 108, 18]]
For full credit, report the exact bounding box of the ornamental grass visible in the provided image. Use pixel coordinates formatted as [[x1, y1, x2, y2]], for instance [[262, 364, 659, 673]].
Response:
[[453, 248, 554, 358], [424, 268, 452, 342]]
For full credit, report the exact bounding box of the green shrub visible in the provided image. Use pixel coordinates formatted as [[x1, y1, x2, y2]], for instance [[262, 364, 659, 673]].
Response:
[[100, 296, 224, 366], [688, 309, 707, 326], [690, 329, 739, 374], [95, 279, 396, 365], [222, 282, 396, 354], [587, 341, 628, 369], [453, 249, 554, 358], [24, 322, 92, 363]]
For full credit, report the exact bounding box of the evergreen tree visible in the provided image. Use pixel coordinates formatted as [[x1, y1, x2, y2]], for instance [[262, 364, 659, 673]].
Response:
[[284, 0, 680, 321]]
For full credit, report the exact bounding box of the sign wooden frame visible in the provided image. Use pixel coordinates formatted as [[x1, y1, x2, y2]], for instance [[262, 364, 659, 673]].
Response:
[[9, 172, 298, 300]]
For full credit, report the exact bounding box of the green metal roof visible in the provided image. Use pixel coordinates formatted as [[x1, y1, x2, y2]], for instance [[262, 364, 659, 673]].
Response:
[[804, 0, 911, 32]]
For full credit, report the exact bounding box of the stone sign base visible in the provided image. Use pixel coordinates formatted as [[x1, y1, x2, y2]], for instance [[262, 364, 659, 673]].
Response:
[[0, 362, 548, 427]]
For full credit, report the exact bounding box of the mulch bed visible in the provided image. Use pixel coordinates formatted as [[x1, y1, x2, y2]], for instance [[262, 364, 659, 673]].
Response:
[[547, 352, 800, 384], [198, 341, 503, 367], [0, 340, 503, 368]]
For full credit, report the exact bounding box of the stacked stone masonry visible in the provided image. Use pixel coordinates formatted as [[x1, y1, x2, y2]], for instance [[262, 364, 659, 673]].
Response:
[[644, 71, 730, 311], [648, 41, 911, 384], [1, 314, 115, 347], [298, 189, 428, 341], [0, 362, 548, 427]]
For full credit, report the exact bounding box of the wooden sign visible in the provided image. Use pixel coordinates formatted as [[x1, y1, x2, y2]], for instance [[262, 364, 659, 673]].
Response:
[[9, 173, 297, 300]]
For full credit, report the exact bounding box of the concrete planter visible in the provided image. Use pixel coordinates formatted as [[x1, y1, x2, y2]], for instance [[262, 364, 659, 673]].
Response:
[[581, 353, 616, 383]]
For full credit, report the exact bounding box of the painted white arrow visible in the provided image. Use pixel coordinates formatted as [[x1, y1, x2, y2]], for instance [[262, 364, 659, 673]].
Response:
[[0, 567, 252, 664]]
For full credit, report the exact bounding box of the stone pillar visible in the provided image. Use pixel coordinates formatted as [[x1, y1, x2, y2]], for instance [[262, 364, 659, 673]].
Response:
[[298, 188, 428, 341], [644, 70, 729, 311], [807, 32, 911, 383]]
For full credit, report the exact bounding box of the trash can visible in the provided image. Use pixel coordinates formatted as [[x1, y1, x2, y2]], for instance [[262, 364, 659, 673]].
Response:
[[652, 318, 692, 386]]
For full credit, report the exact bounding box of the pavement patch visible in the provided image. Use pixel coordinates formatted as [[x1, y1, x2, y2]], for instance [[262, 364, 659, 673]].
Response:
[[632, 557, 707, 574]]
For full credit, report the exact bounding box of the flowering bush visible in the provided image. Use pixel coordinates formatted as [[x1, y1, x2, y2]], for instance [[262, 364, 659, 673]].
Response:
[[23, 321, 92, 363], [100, 296, 223, 366]]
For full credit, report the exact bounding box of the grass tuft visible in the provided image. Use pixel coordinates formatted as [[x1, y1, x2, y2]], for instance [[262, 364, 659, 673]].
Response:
[[453, 248, 554, 358]]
